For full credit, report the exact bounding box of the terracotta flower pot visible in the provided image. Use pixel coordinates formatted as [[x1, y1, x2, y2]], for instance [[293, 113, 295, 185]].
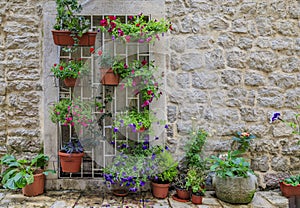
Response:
[[52, 30, 97, 46], [191, 193, 203, 204], [63, 77, 77, 87], [22, 171, 45, 197], [176, 188, 190, 200], [151, 182, 170, 199], [280, 182, 300, 197], [58, 151, 84, 173], [100, 68, 120, 86]]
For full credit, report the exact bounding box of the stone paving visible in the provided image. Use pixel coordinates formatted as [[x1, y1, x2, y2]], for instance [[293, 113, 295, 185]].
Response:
[[0, 189, 290, 208]]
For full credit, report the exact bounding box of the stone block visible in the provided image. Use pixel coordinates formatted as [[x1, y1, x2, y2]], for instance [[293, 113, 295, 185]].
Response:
[[256, 17, 275, 36], [205, 49, 225, 70], [186, 35, 211, 49], [192, 72, 218, 89], [176, 73, 189, 88], [269, 73, 296, 89], [170, 37, 185, 53], [226, 50, 247, 69], [209, 17, 229, 31], [231, 18, 248, 33], [221, 70, 242, 85], [167, 105, 177, 123], [181, 53, 204, 71], [271, 38, 293, 50], [257, 88, 284, 108], [251, 156, 269, 172], [280, 57, 300, 73], [276, 20, 297, 36], [238, 37, 253, 49], [250, 51, 277, 72], [245, 71, 266, 86]]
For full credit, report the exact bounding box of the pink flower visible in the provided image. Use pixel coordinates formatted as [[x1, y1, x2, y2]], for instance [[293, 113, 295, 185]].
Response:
[[98, 50, 103, 56], [131, 69, 135, 74], [125, 35, 131, 42], [108, 16, 116, 20], [100, 19, 108, 27]]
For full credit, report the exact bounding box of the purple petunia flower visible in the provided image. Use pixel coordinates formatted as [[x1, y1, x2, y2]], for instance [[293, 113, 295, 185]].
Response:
[[113, 127, 118, 132], [112, 35, 115, 40], [140, 181, 146, 186], [151, 153, 156, 160], [164, 124, 168, 129], [270, 112, 281, 123]]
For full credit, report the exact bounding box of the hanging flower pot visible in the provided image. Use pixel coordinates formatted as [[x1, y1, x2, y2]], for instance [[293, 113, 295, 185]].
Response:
[[52, 30, 97, 46], [22, 170, 45, 197], [100, 68, 120, 86], [63, 77, 77, 87]]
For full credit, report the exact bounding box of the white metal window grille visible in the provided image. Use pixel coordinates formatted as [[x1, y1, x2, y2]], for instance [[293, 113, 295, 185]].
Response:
[[57, 15, 151, 179]]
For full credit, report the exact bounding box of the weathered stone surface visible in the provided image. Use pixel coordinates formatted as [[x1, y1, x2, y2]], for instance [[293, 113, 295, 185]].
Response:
[[237, 37, 253, 49], [275, 20, 297, 36], [256, 17, 275, 36], [271, 157, 289, 172], [176, 73, 189, 88], [217, 32, 235, 48], [280, 57, 300, 73], [269, 73, 296, 89], [226, 51, 247, 68], [231, 18, 248, 33], [192, 72, 218, 89], [167, 105, 177, 123], [251, 156, 269, 172], [205, 48, 225, 70], [250, 51, 277, 72], [209, 17, 229, 30], [170, 37, 185, 53], [186, 35, 211, 49], [245, 71, 266, 86], [271, 38, 293, 51], [181, 53, 204, 71], [221, 70, 242, 86], [257, 88, 284, 108]]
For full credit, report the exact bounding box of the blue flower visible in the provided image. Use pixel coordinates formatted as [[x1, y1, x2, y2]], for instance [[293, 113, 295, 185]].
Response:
[[113, 127, 118, 132], [164, 124, 168, 129], [140, 181, 146, 186], [270, 112, 281, 123], [151, 153, 156, 160]]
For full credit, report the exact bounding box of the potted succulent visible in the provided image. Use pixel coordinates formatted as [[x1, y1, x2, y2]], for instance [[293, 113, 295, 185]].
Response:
[[58, 138, 84, 173], [186, 167, 206, 205], [99, 13, 172, 43], [0, 153, 55, 197], [210, 151, 257, 204], [52, 0, 97, 46], [51, 59, 88, 87], [150, 149, 178, 199]]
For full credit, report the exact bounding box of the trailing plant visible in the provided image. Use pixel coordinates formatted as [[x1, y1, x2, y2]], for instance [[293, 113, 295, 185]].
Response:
[[270, 110, 300, 136], [0, 154, 55, 190], [99, 13, 172, 43], [50, 99, 73, 125]]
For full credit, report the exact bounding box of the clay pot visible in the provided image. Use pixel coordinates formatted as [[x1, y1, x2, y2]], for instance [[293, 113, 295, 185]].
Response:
[[176, 188, 190, 200], [58, 151, 84, 173], [100, 68, 120, 86], [191, 193, 203, 204], [280, 182, 300, 197], [151, 182, 170, 199], [22, 171, 45, 197], [52, 30, 97, 46], [63, 77, 77, 87]]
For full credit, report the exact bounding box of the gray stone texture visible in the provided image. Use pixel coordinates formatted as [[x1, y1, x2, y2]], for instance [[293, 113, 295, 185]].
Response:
[[166, 0, 300, 190]]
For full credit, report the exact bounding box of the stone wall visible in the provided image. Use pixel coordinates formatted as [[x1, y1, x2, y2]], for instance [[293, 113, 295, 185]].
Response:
[[0, 0, 299, 190], [165, 0, 300, 189], [0, 0, 45, 158]]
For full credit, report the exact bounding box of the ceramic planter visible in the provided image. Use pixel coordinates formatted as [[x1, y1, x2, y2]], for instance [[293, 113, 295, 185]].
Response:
[[100, 68, 120, 86], [52, 30, 97, 46], [58, 151, 84, 173], [151, 182, 170, 199], [22, 171, 45, 197], [63, 77, 77, 87], [213, 173, 257, 204], [280, 182, 300, 197]]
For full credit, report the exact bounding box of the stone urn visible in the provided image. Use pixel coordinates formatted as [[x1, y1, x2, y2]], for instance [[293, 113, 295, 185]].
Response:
[[213, 173, 257, 204]]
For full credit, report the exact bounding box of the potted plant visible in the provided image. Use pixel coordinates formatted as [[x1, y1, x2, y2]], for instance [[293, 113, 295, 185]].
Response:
[[279, 174, 300, 197], [150, 149, 178, 199], [99, 13, 172, 43], [0, 153, 55, 197], [173, 173, 190, 201], [186, 167, 206, 205], [113, 108, 155, 133], [58, 138, 84, 173], [98, 53, 120, 86], [103, 140, 157, 195], [52, 0, 97, 46], [51, 59, 88, 87], [210, 151, 257, 204]]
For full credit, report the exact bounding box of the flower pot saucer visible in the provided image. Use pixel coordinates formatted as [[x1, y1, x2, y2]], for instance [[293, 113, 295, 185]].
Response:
[[172, 194, 190, 203]]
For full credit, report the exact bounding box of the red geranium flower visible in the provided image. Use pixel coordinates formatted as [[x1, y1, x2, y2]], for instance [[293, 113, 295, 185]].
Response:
[[108, 16, 116, 20], [59, 66, 64, 70]]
